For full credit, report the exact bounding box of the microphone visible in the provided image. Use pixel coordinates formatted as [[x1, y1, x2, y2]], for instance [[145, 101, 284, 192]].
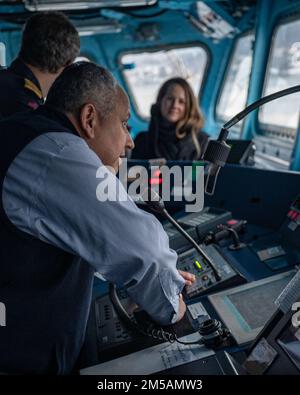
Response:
[[204, 84, 300, 195], [203, 127, 231, 195], [142, 188, 221, 282]]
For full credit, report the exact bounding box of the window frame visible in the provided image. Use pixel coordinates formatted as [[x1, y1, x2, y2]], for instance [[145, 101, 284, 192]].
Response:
[[118, 42, 211, 121], [215, 30, 254, 136], [258, 14, 300, 140]]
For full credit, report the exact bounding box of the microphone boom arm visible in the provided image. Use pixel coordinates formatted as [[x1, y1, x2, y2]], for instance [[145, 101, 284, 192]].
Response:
[[141, 188, 221, 282], [204, 84, 300, 195], [161, 208, 221, 281], [224, 85, 300, 129]]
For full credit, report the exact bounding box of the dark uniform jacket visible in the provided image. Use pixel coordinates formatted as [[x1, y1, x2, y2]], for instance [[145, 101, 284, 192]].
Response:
[[0, 107, 95, 374], [0, 58, 44, 118]]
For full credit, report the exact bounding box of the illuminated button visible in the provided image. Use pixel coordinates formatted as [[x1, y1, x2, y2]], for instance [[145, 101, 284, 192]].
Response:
[[202, 275, 208, 281], [288, 210, 294, 218], [194, 260, 203, 270]]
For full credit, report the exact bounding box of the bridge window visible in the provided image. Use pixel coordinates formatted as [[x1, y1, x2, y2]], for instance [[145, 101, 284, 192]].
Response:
[[216, 32, 254, 134], [120, 45, 208, 119], [259, 17, 300, 140]]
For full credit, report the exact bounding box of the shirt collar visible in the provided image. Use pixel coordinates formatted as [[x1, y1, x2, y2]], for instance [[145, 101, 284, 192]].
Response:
[[36, 105, 79, 136]]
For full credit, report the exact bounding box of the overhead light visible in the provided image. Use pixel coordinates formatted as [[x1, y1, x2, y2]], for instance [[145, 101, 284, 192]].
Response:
[[187, 2, 238, 42], [76, 19, 122, 35], [24, 0, 157, 11]]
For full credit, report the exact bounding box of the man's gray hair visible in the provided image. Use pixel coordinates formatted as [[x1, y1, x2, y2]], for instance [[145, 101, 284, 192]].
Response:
[[46, 62, 118, 118]]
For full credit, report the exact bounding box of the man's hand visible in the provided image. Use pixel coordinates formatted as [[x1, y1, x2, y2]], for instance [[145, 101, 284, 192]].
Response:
[[178, 270, 196, 286]]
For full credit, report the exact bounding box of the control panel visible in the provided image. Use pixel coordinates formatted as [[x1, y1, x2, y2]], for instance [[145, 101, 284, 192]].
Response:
[[250, 194, 300, 271], [95, 291, 135, 352], [178, 207, 232, 240], [164, 207, 232, 251], [93, 292, 203, 357], [177, 244, 245, 299]]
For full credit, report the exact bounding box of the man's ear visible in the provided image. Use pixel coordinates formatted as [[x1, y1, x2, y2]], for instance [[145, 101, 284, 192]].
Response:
[[80, 103, 98, 139]]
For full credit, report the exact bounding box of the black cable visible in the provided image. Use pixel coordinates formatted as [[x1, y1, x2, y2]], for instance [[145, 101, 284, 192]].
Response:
[[141, 187, 222, 282], [109, 283, 204, 345], [109, 283, 178, 343], [108, 282, 141, 333], [175, 336, 203, 346]]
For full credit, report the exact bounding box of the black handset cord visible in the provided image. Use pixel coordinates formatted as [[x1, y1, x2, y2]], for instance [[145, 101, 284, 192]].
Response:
[[108, 283, 140, 332], [109, 283, 203, 345], [109, 283, 176, 342]]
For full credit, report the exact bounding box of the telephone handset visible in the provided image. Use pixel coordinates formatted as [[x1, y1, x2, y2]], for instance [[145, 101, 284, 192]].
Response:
[[109, 283, 232, 349], [109, 283, 185, 344]]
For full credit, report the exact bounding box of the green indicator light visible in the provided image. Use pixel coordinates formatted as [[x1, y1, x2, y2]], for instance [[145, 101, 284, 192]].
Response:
[[194, 260, 202, 270]]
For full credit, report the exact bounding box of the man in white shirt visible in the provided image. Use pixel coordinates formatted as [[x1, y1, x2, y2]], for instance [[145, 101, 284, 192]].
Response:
[[0, 62, 194, 374]]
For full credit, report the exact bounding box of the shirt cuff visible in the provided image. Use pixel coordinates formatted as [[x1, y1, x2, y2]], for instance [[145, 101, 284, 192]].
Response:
[[159, 268, 186, 324]]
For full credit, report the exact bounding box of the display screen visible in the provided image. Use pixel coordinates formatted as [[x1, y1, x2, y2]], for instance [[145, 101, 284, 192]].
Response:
[[226, 277, 290, 331], [209, 271, 295, 344]]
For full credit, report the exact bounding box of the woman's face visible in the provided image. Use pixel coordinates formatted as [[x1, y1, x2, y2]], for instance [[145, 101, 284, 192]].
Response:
[[160, 84, 186, 123]]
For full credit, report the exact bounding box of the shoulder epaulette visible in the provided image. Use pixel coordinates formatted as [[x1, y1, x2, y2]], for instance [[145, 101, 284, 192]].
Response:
[[24, 78, 43, 100]]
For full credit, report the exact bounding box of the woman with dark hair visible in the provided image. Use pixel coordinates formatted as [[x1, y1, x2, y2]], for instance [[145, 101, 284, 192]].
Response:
[[131, 77, 209, 160]]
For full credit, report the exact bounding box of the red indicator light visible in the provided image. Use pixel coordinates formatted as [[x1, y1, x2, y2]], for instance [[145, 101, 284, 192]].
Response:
[[227, 219, 238, 226], [292, 211, 298, 220], [150, 169, 163, 185], [149, 178, 163, 185]]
